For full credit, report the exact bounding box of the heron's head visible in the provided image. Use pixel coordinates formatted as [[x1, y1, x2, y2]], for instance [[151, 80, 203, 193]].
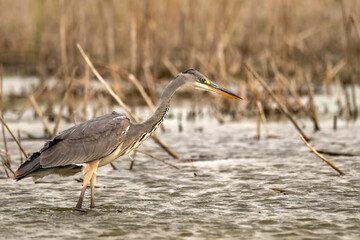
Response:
[[179, 69, 243, 100]]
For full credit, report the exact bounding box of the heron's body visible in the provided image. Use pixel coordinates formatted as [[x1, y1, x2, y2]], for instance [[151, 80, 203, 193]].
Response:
[[14, 69, 242, 209]]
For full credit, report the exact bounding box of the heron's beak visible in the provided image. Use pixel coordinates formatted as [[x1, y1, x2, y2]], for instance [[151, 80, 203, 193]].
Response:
[[207, 83, 243, 100]]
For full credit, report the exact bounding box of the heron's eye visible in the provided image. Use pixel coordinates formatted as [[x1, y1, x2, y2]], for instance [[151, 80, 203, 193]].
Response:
[[200, 77, 210, 84]]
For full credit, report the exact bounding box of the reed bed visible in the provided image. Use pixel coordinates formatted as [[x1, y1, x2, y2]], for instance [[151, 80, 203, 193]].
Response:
[[0, 0, 359, 178], [0, 0, 358, 119]]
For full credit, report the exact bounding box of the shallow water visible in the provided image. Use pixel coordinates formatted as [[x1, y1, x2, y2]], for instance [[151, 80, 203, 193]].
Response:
[[1, 115, 360, 239]]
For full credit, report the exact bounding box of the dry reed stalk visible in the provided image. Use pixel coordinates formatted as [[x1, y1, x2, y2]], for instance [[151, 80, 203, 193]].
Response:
[[305, 74, 320, 131], [128, 74, 156, 112], [142, 37, 156, 98], [343, 85, 352, 120], [213, 111, 225, 125], [162, 57, 179, 77], [77, 43, 179, 159], [317, 149, 358, 157], [271, 61, 312, 121], [81, 66, 90, 122], [59, 0, 68, 77], [102, 65, 158, 114], [298, 134, 344, 175], [151, 136, 179, 159], [256, 109, 260, 140], [0, 154, 10, 178], [0, 116, 28, 159], [142, 61, 156, 99], [245, 64, 310, 141], [0, 67, 10, 165], [129, 150, 137, 171], [335, 77, 343, 116], [109, 64, 123, 98], [104, 1, 116, 63], [29, 95, 53, 136], [130, 15, 137, 74], [52, 80, 73, 136], [0, 154, 14, 175], [137, 149, 179, 170], [328, 59, 346, 82], [128, 73, 165, 131], [333, 115, 337, 131], [256, 101, 268, 133], [110, 163, 117, 170], [0, 149, 10, 158], [341, 0, 358, 120], [270, 187, 292, 193], [77, 44, 134, 117], [17, 129, 23, 164]]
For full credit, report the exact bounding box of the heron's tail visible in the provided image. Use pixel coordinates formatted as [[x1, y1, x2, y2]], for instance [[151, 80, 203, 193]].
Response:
[[14, 153, 41, 181]]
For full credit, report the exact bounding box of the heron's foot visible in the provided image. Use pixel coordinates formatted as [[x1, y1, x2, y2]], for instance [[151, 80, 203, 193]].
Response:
[[75, 199, 83, 209], [73, 207, 87, 213], [90, 202, 95, 208]]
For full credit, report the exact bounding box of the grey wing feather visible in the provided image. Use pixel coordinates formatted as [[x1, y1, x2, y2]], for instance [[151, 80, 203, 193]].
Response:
[[39, 112, 130, 168]]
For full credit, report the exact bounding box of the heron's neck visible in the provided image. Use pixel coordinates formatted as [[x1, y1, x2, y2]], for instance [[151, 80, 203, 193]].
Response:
[[141, 78, 184, 132]]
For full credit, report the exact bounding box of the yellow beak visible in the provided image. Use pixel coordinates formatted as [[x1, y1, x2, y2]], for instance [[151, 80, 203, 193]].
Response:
[[206, 83, 243, 100]]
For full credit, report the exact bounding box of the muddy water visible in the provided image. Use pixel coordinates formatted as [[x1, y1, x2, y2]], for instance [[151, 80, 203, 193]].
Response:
[[0, 114, 359, 239]]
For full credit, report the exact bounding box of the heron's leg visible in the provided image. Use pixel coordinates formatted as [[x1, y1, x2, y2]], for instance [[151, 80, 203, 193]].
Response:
[[75, 160, 100, 209], [90, 171, 97, 208]]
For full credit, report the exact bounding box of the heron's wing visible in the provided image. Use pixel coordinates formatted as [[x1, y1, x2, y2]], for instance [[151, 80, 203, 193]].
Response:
[[39, 112, 130, 168]]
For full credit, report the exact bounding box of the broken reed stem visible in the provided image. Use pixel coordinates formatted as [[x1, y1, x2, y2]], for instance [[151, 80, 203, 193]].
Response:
[[256, 109, 260, 140], [0, 116, 28, 159], [129, 150, 136, 171], [256, 101, 268, 133], [270, 187, 292, 193], [29, 95, 53, 136], [77, 43, 179, 159], [335, 77, 344, 116], [305, 74, 320, 131], [17, 129, 23, 164], [110, 163, 117, 170], [137, 149, 179, 170], [213, 111, 225, 125], [316, 149, 358, 157], [343, 85, 352, 119], [245, 64, 310, 141], [298, 133, 344, 175]]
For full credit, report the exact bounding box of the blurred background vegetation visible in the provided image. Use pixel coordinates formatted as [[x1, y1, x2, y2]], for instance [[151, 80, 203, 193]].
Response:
[[0, 0, 359, 120]]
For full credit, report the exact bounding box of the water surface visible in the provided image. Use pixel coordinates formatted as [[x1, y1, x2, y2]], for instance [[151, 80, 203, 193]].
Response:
[[0, 115, 359, 239]]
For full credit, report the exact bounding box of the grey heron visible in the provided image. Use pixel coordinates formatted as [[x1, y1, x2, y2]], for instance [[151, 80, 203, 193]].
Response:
[[14, 69, 242, 209]]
